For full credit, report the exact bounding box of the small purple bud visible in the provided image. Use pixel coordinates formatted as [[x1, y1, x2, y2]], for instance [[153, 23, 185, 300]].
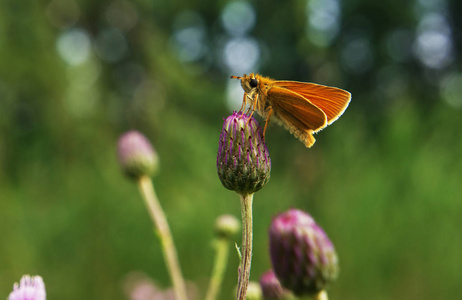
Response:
[[215, 214, 240, 239], [117, 131, 159, 179], [217, 111, 271, 195], [259, 270, 292, 300], [8, 275, 46, 300], [269, 209, 339, 296]]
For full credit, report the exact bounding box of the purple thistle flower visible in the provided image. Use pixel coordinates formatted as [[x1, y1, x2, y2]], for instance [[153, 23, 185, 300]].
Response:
[[259, 270, 292, 300], [117, 130, 159, 179], [269, 209, 339, 296], [216, 111, 271, 195], [8, 275, 46, 300]]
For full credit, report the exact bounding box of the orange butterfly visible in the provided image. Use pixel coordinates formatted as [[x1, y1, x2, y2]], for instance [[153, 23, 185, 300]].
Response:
[[231, 73, 351, 147]]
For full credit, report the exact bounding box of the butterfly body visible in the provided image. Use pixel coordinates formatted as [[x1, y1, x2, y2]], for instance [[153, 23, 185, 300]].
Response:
[[231, 73, 351, 148]]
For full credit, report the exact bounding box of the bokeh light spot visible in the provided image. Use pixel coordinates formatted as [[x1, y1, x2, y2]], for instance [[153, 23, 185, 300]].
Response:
[[414, 13, 453, 69], [46, 0, 80, 28], [226, 80, 245, 111], [95, 28, 128, 63], [56, 28, 91, 66], [105, 0, 139, 32], [440, 73, 462, 109], [306, 0, 340, 47], [223, 37, 260, 75], [171, 11, 207, 63], [341, 36, 374, 74], [386, 29, 413, 62], [221, 1, 256, 36]]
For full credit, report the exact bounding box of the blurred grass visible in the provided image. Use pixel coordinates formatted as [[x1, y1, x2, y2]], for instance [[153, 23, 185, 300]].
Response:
[[1, 0, 462, 299], [2, 96, 461, 299]]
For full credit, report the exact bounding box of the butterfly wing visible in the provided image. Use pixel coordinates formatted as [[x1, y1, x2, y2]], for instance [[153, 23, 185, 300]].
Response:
[[275, 81, 351, 125], [267, 86, 328, 147]]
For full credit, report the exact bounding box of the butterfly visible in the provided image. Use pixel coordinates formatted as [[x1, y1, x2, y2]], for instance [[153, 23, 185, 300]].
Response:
[[231, 73, 351, 147]]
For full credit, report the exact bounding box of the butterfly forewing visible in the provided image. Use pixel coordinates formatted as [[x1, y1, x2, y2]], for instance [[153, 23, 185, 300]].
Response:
[[268, 86, 327, 131], [267, 86, 329, 147], [275, 81, 351, 125]]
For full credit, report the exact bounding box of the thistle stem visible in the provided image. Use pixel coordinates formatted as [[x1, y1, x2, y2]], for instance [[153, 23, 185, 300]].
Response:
[[236, 193, 254, 300], [205, 238, 231, 300], [137, 175, 188, 300]]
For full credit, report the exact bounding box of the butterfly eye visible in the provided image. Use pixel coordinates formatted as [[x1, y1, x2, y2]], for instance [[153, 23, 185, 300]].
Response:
[[249, 78, 258, 88]]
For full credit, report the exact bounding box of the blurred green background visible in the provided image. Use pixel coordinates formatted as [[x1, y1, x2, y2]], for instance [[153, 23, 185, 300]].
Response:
[[1, 0, 462, 299]]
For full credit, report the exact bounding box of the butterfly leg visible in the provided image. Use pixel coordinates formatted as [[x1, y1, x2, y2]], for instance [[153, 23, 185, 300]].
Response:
[[245, 93, 259, 126], [247, 93, 258, 118], [239, 93, 248, 112], [263, 108, 273, 138], [244, 94, 253, 115]]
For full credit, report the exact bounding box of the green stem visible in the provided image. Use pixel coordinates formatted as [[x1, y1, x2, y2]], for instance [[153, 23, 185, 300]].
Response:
[[137, 176, 188, 300], [236, 193, 254, 300], [204, 238, 230, 300]]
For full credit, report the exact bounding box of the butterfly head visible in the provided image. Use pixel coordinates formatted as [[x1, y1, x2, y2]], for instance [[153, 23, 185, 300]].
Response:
[[231, 74, 259, 93]]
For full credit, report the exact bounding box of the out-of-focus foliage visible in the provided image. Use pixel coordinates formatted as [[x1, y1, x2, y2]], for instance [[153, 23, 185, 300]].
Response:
[[1, 0, 461, 299]]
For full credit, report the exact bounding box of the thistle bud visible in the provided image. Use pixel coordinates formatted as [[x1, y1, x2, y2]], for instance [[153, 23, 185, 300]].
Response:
[[243, 281, 263, 300], [8, 275, 46, 300], [117, 131, 159, 179], [214, 214, 240, 239], [269, 209, 339, 296], [216, 111, 271, 195], [259, 270, 292, 300]]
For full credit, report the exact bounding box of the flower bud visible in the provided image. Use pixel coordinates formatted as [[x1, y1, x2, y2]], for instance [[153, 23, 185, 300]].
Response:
[[259, 270, 292, 300], [8, 275, 46, 300], [269, 209, 339, 296], [242, 281, 263, 300], [117, 131, 159, 179], [217, 111, 271, 195], [214, 214, 240, 239]]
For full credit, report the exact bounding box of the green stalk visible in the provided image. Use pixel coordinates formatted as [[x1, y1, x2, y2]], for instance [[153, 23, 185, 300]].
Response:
[[137, 175, 188, 300], [236, 193, 254, 300], [204, 238, 231, 300]]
